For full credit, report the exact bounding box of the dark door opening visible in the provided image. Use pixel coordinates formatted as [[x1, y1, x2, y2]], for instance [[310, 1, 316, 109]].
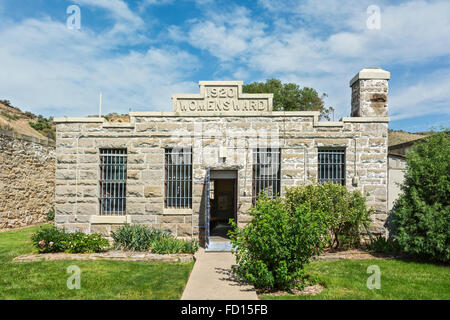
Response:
[[209, 177, 237, 242]]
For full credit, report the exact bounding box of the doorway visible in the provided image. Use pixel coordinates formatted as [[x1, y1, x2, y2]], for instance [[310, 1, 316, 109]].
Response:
[[208, 170, 237, 243]]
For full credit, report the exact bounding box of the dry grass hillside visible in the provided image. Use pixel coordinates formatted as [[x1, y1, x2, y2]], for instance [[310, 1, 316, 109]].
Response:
[[388, 129, 429, 146], [91, 112, 130, 123], [0, 101, 55, 140]]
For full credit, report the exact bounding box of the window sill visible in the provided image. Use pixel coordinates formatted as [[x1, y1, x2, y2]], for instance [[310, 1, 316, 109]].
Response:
[[90, 215, 132, 224], [163, 208, 193, 215]]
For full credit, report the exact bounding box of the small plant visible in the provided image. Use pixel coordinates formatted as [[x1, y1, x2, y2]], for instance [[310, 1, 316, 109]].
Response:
[[150, 234, 199, 254], [47, 207, 55, 221], [31, 226, 109, 254], [23, 111, 37, 119], [112, 224, 199, 254], [370, 236, 402, 255], [111, 224, 162, 251], [1, 111, 18, 121], [0, 99, 13, 108]]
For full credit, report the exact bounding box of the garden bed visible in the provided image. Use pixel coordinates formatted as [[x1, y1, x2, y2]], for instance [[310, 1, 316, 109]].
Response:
[[13, 250, 194, 263]]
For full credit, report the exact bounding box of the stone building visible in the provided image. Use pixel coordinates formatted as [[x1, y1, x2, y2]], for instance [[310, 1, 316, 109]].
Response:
[[54, 68, 390, 250]]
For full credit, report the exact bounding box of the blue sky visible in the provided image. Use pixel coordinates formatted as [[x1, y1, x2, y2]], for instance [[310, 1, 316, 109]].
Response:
[[0, 0, 449, 132]]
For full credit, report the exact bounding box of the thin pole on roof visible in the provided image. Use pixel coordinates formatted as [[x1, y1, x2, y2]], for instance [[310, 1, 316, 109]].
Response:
[[99, 91, 102, 118]]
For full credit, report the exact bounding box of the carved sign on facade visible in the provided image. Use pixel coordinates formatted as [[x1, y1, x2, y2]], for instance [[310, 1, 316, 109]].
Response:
[[172, 81, 273, 113]]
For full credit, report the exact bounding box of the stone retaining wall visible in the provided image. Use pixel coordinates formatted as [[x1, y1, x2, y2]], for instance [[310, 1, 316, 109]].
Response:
[[13, 251, 194, 263], [0, 129, 55, 228]]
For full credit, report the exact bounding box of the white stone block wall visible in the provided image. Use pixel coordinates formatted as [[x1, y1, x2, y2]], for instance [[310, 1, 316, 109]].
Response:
[[54, 115, 389, 239]]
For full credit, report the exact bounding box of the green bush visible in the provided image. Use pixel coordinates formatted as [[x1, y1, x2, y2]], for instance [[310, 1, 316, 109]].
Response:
[[285, 182, 372, 249], [111, 224, 199, 254], [393, 131, 449, 262], [31, 226, 109, 254], [65, 232, 110, 254], [229, 195, 329, 291], [29, 116, 55, 140], [31, 226, 68, 253]]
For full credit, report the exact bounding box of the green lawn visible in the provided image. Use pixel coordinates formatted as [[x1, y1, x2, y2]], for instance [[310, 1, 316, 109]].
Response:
[[0, 225, 194, 300], [262, 259, 450, 300]]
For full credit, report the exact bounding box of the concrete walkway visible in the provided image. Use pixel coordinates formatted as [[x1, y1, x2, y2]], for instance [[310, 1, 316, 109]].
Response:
[[181, 248, 258, 300]]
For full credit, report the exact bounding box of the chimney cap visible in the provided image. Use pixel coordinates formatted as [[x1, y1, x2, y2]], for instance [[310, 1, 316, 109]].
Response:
[[350, 68, 390, 87]]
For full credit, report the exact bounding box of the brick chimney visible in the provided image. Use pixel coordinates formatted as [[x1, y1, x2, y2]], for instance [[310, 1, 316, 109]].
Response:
[[350, 68, 390, 117]]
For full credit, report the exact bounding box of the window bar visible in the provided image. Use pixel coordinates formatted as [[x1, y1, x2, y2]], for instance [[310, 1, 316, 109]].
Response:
[[114, 149, 116, 215], [165, 148, 192, 208], [252, 148, 281, 204], [107, 151, 110, 215], [100, 155, 103, 216], [318, 149, 345, 185], [109, 150, 111, 215], [109, 151, 112, 215], [164, 152, 167, 208], [171, 151, 174, 207], [183, 152, 185, 208], [99, 149, 127, 216]]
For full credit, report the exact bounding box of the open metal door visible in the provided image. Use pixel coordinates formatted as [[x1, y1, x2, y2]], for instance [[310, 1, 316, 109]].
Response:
[[205, 168, 211, 248]]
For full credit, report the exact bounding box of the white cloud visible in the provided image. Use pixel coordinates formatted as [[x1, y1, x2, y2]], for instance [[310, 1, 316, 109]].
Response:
[[169, 0, 450, 121], [390, 68, 450, 120], [74, 0, 145, 38], [173, 5, 267, 61], [0, 16, 198, 117], [1, 0, 449, 127], [139, 0, 175, 12], [75, 0, 143, 26]]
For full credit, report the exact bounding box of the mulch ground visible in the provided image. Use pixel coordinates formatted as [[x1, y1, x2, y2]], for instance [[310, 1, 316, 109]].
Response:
[[313, 249, 402, 261], [259, 284, 324, 297]]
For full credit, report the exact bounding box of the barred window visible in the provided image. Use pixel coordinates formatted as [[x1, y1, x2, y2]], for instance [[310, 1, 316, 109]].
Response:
[[165, 148, 192, 208], [318, 149, 346, 185], [99, 149, 127, 215], [252, 148, 281, 204]]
